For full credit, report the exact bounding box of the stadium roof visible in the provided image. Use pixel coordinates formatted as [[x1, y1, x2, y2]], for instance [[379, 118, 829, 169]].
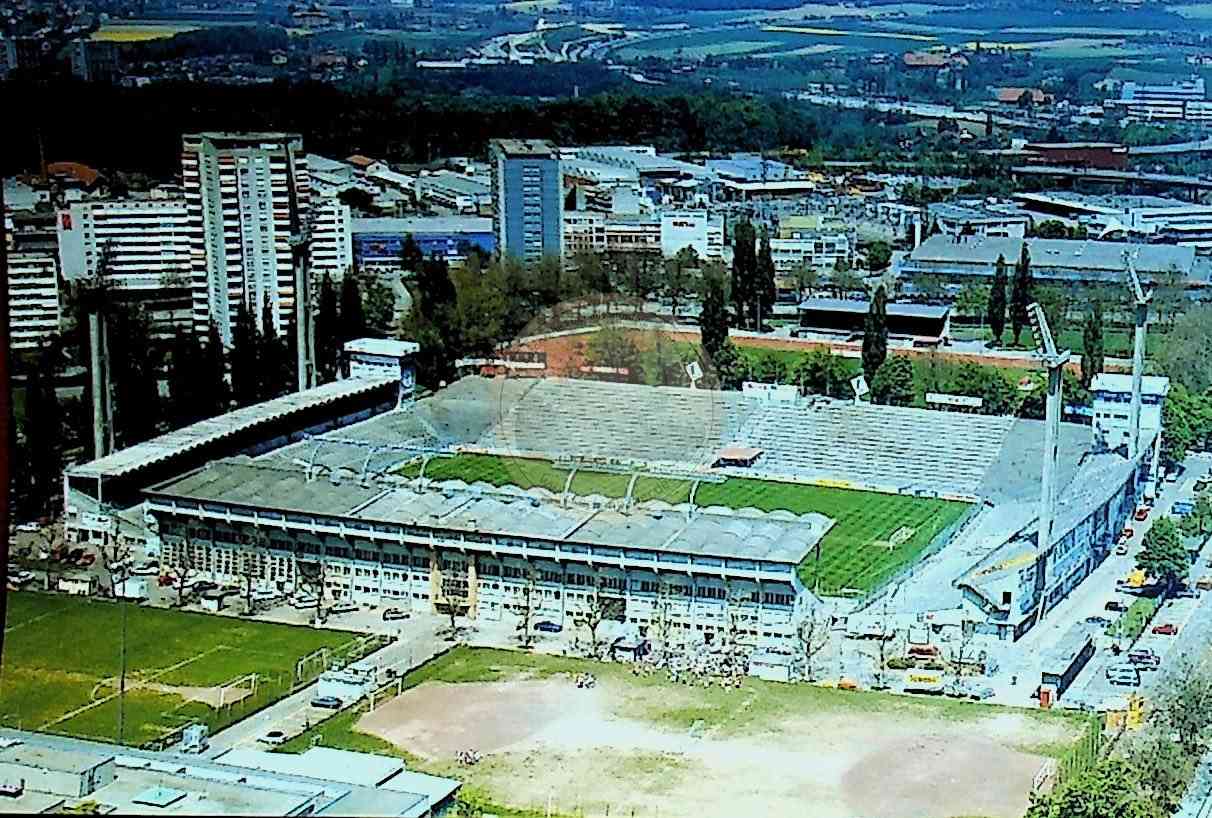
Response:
[[145, 459, 831, 565], [68, 377, 396, 480]]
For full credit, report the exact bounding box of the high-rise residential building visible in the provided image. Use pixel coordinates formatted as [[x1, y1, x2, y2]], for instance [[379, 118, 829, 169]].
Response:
[[489, 139, 562, 263], [8, 252, 61, 352], [308, 196, 353, 280], [56, 197, 194, 334], [68, 39, 120, 83], [181, 132, 311, 343]]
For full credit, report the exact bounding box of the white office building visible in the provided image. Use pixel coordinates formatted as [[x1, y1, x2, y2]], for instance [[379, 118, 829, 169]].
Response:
[[8, 252, 61, 351], [181, 132, 311, 344], [768, 234, 850, 273], [308, 197, 353, 280], [660, 210, 724, 260], [1091, 373, 1169, 452]]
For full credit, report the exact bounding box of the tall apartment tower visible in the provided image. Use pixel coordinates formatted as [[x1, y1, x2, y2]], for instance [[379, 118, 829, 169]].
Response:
[[489, 139, 562, 264], [182, 133, 311, 344]]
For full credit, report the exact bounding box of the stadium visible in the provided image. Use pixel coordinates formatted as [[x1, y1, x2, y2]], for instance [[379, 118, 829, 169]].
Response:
[[64, 337, 1155, 648]]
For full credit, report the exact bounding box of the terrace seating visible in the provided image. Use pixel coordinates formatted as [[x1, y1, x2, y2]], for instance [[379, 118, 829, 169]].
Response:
[[477, 378, 1016, 496]]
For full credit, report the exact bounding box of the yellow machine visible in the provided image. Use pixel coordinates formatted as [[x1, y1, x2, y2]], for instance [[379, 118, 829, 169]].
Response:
[[1104, 694, 1146, 731], [1126, 569, 1146, 588]]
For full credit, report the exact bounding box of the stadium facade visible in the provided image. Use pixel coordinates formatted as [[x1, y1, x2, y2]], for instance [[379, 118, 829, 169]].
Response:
[[63, 343, 1161, 648]]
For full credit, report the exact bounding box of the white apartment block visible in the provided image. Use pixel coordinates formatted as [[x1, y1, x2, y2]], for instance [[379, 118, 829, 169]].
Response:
[[562, 210, 606, 256], [308, 197, 353, 280], [769, 234, 850, 273], [182, 132, 311, 343], [660, 210, 724, 260], [8, 252, 61, 351], [57, 197, 192, 288]]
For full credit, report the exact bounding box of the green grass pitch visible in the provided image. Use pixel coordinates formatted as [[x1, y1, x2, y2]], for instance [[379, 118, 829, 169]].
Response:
[[397, 453, 971, 596], [0, 594, 361, 745]]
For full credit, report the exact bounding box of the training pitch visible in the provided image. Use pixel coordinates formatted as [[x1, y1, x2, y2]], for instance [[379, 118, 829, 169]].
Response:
[[399, 453, 971, 595], [295, 647, 1080, 818], [0, 594, 362, 745]]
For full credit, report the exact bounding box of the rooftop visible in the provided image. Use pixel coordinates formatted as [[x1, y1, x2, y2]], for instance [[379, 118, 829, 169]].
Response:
[[905, 235, 1196, 275], [343, 338, 420, 358], [351, 216, 492, 235], [1091, 373, 1171, 396], [797, 296, 950, 320], [416, 171, 491, 197], [0, 742, 110, 774], [68, 377, 397, 480], [145, 459, 832, 566], [493, 139, 559, 158]]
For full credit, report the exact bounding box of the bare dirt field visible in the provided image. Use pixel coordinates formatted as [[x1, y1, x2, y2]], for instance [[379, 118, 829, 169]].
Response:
[[359, 676, 1069, 818]]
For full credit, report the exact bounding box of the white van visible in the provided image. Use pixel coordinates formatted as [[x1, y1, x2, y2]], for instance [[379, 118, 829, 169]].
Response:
[[1106, 664, 1141, 687]]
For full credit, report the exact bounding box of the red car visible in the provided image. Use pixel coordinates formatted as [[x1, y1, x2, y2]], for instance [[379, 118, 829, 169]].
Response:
[[1152, 623, 1179, 636], [1122, 526, 1136, 540], [1134, 507, 1149, 522], [158, 574, 176, 587]]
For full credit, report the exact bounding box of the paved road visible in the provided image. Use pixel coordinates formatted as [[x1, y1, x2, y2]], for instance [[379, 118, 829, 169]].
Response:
[[1061, 454, 1212, 710], [203, 616, 445, 758]]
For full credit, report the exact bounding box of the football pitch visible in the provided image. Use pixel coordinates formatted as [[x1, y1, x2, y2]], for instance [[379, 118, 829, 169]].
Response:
[[398, 453, 971, 596], [0, 594, 371, 746]]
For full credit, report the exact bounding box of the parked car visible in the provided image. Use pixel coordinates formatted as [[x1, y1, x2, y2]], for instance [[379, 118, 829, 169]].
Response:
[[158, 574, 176, 587], [1134, 506, 1150, 522], [1122, 526, 1136, 540], [382, 608, 409, 622], [1152, 623, 1179, 636], [15, 522, 39, 534], [1115, 544, 1129, 556], [1084, 616, 1112, 627], [534, 620, 563, 633], [131, 561, 159, 576], [259, 730, 287, 745], [1106, 664, 1141, 687], [1174, 584, 1199, 599], [1173, 501, 1195, 517], [310, 696, 343, 710], [1128, 649, 1161, 670], [1105, 600, 1129, 613], [67, 548, 85, 564], [328, 603, 358, 616], [193, 581, 219, 593], [76, 553, 95, 567]]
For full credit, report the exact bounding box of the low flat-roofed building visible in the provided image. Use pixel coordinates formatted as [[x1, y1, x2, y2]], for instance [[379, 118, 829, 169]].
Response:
[[352, 215, 495, 267], [927, 201, 1030, 239], [415, 171, 490, 214], [797, 296, 951, 346], [0, 731, 455, 817], [0, 741, 115, 798], [898, 235, 1197, 284]]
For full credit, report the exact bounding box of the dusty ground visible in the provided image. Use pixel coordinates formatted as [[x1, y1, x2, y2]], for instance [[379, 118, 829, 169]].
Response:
[[358, 677, 1067, 818]]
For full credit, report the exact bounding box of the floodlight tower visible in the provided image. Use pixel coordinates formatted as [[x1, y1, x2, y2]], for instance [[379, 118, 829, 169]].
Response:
[[1027, 301, 1071, 623], [1123, 250, 1152, 463]]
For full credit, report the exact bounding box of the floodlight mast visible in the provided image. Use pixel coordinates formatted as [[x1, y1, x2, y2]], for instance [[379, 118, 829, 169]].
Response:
[[1123, 250, 1152, 464], [1027, 301, 1071, 625]]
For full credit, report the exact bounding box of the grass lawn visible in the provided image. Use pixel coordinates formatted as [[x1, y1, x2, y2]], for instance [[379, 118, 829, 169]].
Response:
[[1109, 594, 1160, 641], [0, 594, 364, 745], [396, 453, 970, 596]]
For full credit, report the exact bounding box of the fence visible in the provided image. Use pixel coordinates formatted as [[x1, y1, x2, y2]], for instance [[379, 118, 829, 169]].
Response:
[[1053, 716, 1107, 792]]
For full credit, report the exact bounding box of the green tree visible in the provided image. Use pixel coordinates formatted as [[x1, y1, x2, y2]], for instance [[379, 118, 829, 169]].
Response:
[[166, 327, 204, 428], [1034, 219, 1070, 239], [711, 339, 744, 391], [201, 321, 231, 417], [106, 304, 164, 446], [1081, 301, 1105, 388], [1025, 757, 1163, 818], [988, 254, 1008, 345], [1158, 305, 1212, 394], [339, 273, 366, 343], [700, 264, 730, 365], [1010, 244, 1034, 345], [792, 349, 852, 398], [755, 227, 776, 330], [314, 270, 340, 383], [399, 234, 423, 275], [1138, 516, 1189, 591], [585, 322, 642, 382], [862, 285, 889, 383], [666, 246, 699, 321], [229, 299, 260, 407], [871, 356, 914, 406], [454, 260, 508, 357], [19, 341, 63, 517], [831, 267, 864, 298], [865, 240, 892, 272], [257, 293, 291, 401], [730, 220, 757, 329]]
